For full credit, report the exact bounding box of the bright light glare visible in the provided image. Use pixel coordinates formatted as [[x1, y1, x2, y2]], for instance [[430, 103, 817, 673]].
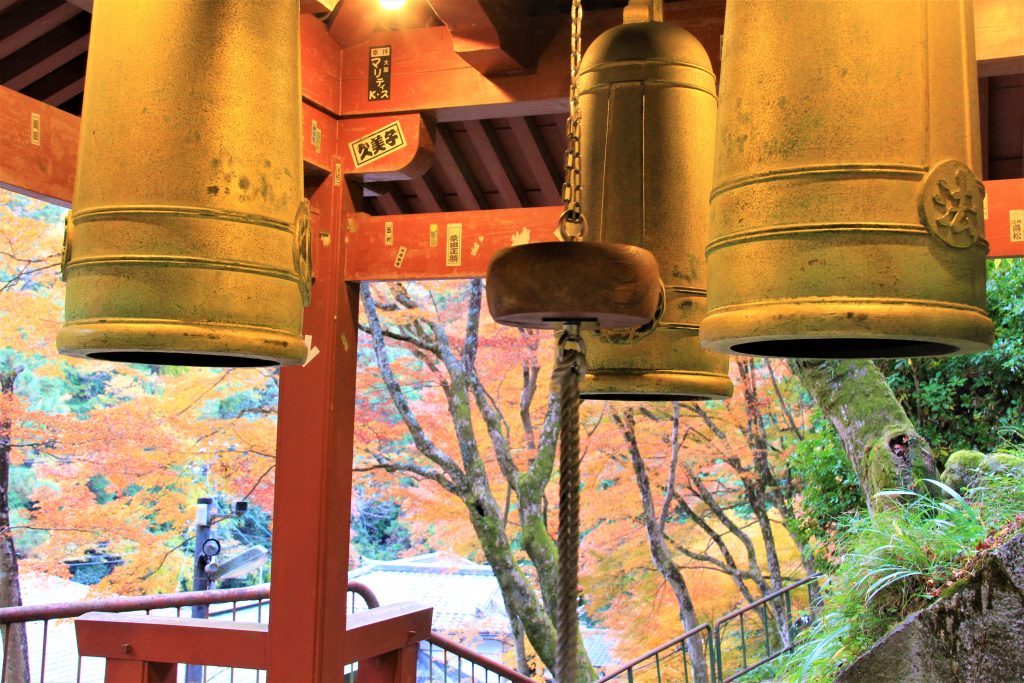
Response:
[[379, 0, 407, 9]]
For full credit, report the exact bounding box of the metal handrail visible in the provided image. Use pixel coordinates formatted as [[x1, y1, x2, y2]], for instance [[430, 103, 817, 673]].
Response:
[[0, 581, 380, 624], [596, 623, 710, 682], [712, 575, 818, 628], [426, 632, 535, 683], [712, 575, 820, 683]]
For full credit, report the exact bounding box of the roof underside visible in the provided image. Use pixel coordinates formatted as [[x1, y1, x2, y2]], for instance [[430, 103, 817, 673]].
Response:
[[1, 0, 1020, 216]]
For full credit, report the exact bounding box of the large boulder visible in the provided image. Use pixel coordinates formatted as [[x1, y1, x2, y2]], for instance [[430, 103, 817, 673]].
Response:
[[835, 532, 1024, 682]]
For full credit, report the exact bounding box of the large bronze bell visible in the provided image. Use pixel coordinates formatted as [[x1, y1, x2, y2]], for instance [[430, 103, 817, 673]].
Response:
[[701, 0, 993, 359], [577, 15, 732, 401], [58, 0, 310, 367]]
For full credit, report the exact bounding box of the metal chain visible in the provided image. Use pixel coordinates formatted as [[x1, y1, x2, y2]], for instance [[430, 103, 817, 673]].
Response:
[[553, 325, 586, 683], [560, 0, 585, 242]]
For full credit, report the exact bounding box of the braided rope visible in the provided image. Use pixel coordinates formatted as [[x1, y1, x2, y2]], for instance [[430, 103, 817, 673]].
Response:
[[553, 338, 585, 683]]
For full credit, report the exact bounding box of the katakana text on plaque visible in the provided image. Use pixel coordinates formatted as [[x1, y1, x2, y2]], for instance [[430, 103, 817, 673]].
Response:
[[368, 45, 392, 101]]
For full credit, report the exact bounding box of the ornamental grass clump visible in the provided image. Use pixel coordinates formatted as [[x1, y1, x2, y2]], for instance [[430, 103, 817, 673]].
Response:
[[779, 462, 1024, 683]]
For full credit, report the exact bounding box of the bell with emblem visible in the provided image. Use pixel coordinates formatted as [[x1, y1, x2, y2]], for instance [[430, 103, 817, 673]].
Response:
[[576, 5, 733, 401], [57, 0, 310, 367], [701, 0, 993, 359]]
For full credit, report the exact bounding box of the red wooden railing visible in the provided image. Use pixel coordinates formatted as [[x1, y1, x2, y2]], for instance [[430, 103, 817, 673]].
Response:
[[0, 582, 535, 683]]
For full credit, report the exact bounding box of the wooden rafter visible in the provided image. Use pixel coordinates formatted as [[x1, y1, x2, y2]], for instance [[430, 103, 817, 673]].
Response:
[[0, 0, 80, 61], [463, 118, 527, 208], [434, 123, 486, 210]]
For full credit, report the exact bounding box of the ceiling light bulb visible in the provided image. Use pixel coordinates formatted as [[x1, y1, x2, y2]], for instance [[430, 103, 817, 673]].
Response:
[[379, 0, 407, 10]]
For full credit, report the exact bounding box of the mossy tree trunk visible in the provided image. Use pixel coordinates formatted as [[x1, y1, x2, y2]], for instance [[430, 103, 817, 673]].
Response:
[[360, 281, 596, 681], [789, 359, 937, 512]]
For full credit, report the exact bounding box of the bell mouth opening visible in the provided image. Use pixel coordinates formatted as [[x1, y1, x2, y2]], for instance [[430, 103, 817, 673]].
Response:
[[86, 351, 278, 368], [729, 338, 959, 359], [582, 393, 711, 402]]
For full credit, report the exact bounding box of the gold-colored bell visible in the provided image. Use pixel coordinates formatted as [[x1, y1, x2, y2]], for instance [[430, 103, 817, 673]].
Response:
[[576, 15, 732, 401], [57, 0, 310, 367], [701, 0, 994, 359]]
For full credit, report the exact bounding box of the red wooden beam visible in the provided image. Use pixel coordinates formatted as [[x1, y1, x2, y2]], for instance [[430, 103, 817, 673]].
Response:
[[429, 0, 556, 76], [986, 178, 1024, 258], [104, 660, 177, 683], [0, 84, 78, 205], [339, 113, 434, 181], [301, 13, 341, 114], [343, 205, 562, 281], [75, 613, 269, 670], [343, 602, 433, 664], [337, 4, 726, 120], [345, 178, 1021, 282]]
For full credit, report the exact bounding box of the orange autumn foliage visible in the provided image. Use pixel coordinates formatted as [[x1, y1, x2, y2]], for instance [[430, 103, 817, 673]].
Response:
[[1, 190, 278, 596]]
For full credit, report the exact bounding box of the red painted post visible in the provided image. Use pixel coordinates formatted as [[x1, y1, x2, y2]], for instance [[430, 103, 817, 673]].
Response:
[[266, 165, 361, 680], [103, 660, 176, 683], [357, 643, 420, 683]]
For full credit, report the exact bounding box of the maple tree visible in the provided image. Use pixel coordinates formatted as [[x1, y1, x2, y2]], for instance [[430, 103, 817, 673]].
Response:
[[355, 279, 825, 680], [588, 359, 816, 676], [357, 278, 596, 680], [0, 190, 278, 681]]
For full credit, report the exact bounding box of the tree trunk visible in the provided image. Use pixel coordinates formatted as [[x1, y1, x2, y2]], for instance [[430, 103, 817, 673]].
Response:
[[1, 367, 30, 683], [618, 409, 711, 683], [789, 359, 937, 512]]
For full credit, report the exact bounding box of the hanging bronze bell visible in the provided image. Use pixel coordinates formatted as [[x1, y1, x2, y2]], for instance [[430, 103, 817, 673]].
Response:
[[576, 18, 732, 401], [701, 0, 993, 359], [57, 0, 310, 367]]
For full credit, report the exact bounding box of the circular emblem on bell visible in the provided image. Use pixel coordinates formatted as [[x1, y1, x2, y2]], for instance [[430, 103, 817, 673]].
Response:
[[919, 160, 985, 249], [293, 199, 313, 306], [596, 283, 665, 345]]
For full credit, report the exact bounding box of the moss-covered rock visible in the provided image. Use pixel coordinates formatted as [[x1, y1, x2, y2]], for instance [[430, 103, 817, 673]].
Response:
[[940, 450, 1024, 493], [939, 450, 986, 492], [982, 453, 1024, 472]]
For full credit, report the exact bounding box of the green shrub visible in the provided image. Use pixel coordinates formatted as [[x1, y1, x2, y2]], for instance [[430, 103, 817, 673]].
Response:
[[879, 259, 1024, 452], [778, 457, 1024, 683], [788, 411, 865, 570]]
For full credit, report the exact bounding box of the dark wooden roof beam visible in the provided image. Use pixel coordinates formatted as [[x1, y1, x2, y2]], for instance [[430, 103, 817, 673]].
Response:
[[434, 124, 486, 211], [507, 116, 563, 205], [0, 0, 81, 60], [407, 173, 445, 213], [20, 51, 86, 106], [463, 118, 527, 208], [1, 12, 90, 90]]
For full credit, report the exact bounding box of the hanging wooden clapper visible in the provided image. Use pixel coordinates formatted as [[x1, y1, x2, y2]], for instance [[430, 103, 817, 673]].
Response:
[[485, 1, 661, 680]]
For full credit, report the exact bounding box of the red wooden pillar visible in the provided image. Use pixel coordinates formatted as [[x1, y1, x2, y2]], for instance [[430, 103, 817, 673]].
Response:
[[266, 165, 360, 680]]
